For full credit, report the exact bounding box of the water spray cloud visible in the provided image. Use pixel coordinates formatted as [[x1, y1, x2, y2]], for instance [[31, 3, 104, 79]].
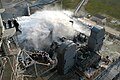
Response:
[[17, 10, 90, 51]]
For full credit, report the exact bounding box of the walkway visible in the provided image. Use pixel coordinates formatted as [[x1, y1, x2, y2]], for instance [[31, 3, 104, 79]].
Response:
[[95, 58, 120, 80], [105, 26, 120, 36]]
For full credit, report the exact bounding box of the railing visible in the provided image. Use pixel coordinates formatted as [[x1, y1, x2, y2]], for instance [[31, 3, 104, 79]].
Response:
[[95, 57, 120, 80]]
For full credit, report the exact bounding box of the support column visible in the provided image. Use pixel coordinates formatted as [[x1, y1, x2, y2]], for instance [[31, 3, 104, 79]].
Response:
[[0, 14, 4, 37], [0, 0, 5, 47], [1, 38, 10, 56]]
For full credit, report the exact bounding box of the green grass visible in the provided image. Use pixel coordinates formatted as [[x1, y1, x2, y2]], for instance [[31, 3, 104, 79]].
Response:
[[85, 0, 120, 19], [58, 0, 81, 9]]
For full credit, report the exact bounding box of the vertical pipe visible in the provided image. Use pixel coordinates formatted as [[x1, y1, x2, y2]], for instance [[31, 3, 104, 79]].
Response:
[[34, 62, 38, 77], [0, 0, 5, 38], [0, 14, 2, 38], [27, 4, 30, 16], [0, 14, 4, 37]]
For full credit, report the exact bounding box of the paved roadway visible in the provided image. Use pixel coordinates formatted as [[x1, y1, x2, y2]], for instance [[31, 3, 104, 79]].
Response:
[[105, 26, 120, 36]]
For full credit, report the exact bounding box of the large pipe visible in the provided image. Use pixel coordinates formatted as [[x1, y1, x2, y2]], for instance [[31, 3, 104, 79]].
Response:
[[0, 15, 3, 39], [0, 0, 5, 36], [74, 0, 86, 15], [0, 0, 5, 47]]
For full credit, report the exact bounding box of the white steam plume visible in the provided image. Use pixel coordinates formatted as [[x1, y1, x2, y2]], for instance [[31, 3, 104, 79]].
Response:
[[17, 10, 90, 51]]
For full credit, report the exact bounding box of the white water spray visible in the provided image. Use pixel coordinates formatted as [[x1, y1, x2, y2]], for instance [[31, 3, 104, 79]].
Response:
[[17, 10, 90, 50]]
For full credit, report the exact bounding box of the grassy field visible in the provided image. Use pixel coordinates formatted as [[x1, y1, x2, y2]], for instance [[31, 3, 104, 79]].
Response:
[[85, 0, 120, 19], [58, 0, 81, 9]]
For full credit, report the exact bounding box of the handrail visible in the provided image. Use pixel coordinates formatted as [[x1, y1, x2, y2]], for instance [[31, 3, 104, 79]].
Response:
[[94, 57, 120, 80]]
